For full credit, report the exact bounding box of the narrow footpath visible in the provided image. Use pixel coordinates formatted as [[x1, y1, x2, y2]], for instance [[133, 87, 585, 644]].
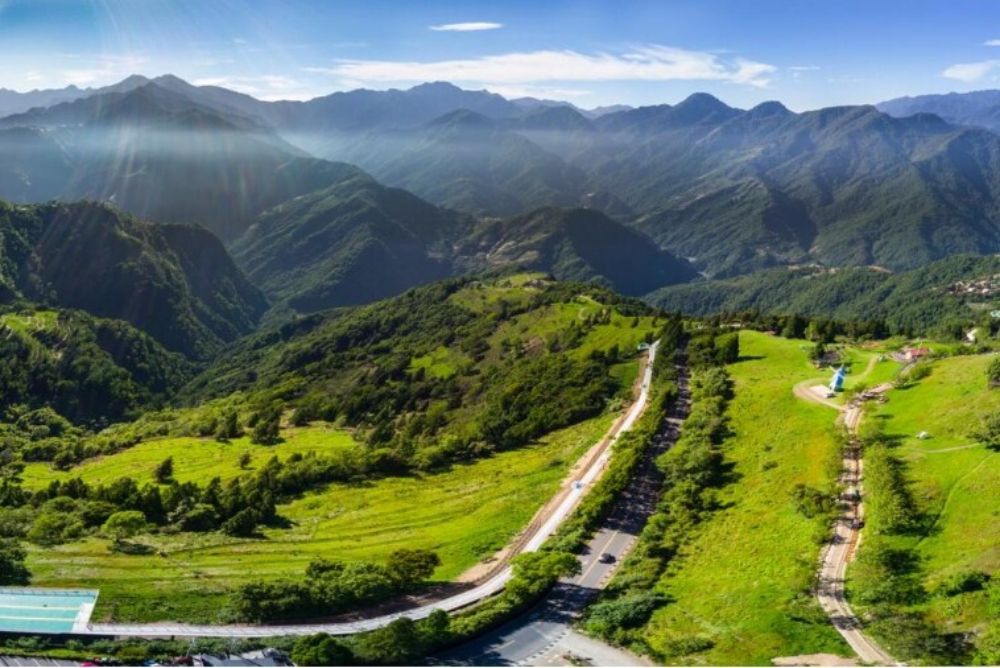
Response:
[[799, 384, 897, 666]]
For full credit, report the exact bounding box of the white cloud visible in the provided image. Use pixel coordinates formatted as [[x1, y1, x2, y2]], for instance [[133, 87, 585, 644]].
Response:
[[311, 44, 776, 89], [788, 65, 820, 71], [943, 59, 1000, 82], [485, 84, 592, 99], [193, 75, 316, 101], [429, 22, 503, 32], [58, 54, 147, 86], [984, 39, 1000, 46]]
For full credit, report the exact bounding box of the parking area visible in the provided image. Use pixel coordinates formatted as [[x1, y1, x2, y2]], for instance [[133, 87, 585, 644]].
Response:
[[0, 588, 98, 635]]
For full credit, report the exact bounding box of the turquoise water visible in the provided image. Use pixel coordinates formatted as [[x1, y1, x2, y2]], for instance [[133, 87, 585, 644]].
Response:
[[0, 589, 97, 633]]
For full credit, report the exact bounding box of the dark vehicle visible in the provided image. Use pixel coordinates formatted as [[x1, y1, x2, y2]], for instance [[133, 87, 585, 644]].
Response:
[[599, 552, 616, 564]]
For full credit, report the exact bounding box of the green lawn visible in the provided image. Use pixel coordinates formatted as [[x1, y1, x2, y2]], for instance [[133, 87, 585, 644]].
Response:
[[21, 425, 358, 490], [643, 331, 849, 664], [27, 413, 615, 623], [857, 353, 1000, 636]]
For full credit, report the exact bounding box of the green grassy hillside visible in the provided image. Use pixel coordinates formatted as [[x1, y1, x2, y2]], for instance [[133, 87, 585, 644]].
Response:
[[3, 275, 662, 623], [849, 353, 1000, 663], [637, 331, 848, 664], [27, 412, 614, 622]]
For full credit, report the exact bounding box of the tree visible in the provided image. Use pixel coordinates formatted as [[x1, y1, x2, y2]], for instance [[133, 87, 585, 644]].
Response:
[[221, 508, 259, 537], [215, 410, 241, 442], [506, 551, 581, 601], [292, 633, 353, 666], [970, 412, 1000, 451], [252, 405, 281, 445], [988, 357, 1000, 389], [154, 456, 174, 483], [421, 608, 451, 646], [354, 617, 422, 665], [715, 332, 740, 364], [238, 452, 252, 469], [102, 511, 147, 543], [386, 548, 440, 585], [0, 539, 30, 585]]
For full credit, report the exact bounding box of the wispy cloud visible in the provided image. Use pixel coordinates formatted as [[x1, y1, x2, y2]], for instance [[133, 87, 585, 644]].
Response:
[[310, 45, 776, 89], [59, 54, 147, 86], [942, 59, 1000, 81], [984, 39, 1000, 46], [429, 22, 503, 32], [193, 75, 315, 100], [788, 65, 820, 71]]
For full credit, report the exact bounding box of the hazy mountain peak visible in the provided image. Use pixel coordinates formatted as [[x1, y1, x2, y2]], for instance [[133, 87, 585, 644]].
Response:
[[426, 108, 497, 130], [409, 81, 465, 94], [669, 92, 740, 124], [747, 100, 791, 119]]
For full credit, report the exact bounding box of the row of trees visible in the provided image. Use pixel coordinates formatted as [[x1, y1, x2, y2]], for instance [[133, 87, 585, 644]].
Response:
[[233, 549, 441, 622], [849, 418, 972, 663], [584, 330, 736, 656]]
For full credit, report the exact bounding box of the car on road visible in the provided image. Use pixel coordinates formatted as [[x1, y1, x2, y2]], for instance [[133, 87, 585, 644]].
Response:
[[598, 552, 616, 564]]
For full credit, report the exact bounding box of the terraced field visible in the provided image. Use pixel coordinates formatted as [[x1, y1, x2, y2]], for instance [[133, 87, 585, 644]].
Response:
[[27, 414, 615, 623], [21, 425, 358, 490]]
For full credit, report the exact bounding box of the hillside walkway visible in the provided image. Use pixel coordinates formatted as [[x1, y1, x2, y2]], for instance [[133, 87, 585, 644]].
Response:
[[796, 382, 898, 665]]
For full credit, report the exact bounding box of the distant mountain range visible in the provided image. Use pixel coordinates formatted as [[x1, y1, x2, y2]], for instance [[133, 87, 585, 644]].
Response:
[[878, 89, 1000, 135], [1, 74, 1000, 328]]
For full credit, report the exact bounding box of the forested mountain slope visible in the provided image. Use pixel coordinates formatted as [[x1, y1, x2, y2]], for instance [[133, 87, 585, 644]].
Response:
[[0, 200, 267, 358], [454, 207, 698, 295], [878, 89, 1000, 135], [0, 306, 192, 425], [647, 254, 1000, 335]]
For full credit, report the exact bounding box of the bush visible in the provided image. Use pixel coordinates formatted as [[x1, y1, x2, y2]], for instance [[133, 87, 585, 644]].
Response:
[[586, 591, 668, 634], [291, 634, 353, 666], [0, 539, 30, 585], [935, 570, 991, 597], [987, 357, 1000, 388], [102, 510, 147, 543], [221, 508, 259, 537]]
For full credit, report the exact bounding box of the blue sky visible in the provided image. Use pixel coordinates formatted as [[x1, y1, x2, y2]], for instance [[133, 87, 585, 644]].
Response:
[[1, 0, 999, 110]]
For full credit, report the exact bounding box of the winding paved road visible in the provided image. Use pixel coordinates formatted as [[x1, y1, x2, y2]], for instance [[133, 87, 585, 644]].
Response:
[[82, 343, 663, 639], [437, 358, 689, 666], [800, 386, 897, 666]]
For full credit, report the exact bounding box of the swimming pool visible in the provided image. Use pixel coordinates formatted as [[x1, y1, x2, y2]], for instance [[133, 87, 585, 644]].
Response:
[[0, 588, 98, 634]]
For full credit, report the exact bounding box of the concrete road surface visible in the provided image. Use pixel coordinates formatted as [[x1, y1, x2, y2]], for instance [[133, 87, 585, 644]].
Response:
[[436, 361, 690, 666]]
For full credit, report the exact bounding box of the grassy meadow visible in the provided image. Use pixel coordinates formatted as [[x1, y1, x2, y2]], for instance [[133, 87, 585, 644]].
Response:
[[855, 353, 1000, 639], [642, 330, 849, 664], [20, 425, 358, 490], [27, 413, 615, 623]]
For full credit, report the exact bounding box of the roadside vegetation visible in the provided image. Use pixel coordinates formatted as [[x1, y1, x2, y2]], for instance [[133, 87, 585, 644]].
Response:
[[588, 329, 850, 664]]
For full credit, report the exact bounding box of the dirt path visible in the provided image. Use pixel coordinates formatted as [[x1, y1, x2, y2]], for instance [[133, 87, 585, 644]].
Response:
[[795, 383, 897, 666]]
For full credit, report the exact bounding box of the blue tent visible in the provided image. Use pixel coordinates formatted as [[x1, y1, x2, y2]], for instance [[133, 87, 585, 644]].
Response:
[[829, 366, 846, 392]]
